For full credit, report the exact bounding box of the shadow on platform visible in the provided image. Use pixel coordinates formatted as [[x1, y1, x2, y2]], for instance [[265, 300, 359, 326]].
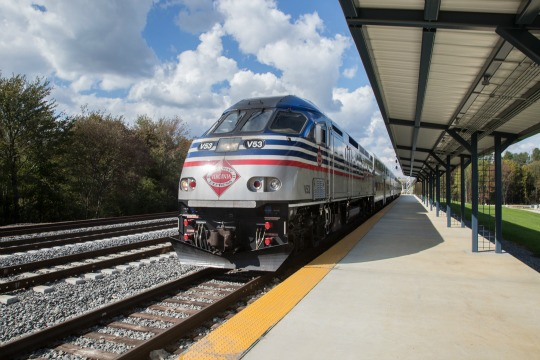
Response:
[[341, 195, 444, 264]]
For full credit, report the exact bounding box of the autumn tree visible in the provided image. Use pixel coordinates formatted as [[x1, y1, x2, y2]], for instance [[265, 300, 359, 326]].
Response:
[[133, 115, 191, 212], [66, 110, 149, 218]]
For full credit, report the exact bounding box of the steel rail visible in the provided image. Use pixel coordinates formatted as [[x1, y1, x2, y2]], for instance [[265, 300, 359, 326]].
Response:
[[0, 220, 176, 248], [116, 272, 272, 360], [0, 222, 176, 254], [0, 268, 220, 359], [0, 237, 173, 276], [0, 244, 173, 292], [0, 212, 177, 238]]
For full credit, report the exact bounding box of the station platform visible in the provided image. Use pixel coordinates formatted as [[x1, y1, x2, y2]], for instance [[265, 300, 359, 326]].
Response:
[[180, 195, 540, 359]]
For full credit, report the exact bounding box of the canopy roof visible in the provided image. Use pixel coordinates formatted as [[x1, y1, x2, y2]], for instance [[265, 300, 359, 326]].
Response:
[[339, 0, 540, 177]]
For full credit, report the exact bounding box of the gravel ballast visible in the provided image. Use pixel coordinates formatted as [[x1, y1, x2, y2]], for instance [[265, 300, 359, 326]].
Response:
[[0, 256, 196, 344]]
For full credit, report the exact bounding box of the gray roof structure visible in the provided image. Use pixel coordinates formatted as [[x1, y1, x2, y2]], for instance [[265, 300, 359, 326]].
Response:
[[339, 0, 540, 178]]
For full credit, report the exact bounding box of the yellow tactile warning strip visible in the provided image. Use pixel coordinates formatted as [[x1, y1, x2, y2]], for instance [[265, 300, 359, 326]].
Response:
[[179, 201, 396, 360]]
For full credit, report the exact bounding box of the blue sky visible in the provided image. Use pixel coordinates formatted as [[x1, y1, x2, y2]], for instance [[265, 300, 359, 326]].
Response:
[[0, 0, 537, 178]]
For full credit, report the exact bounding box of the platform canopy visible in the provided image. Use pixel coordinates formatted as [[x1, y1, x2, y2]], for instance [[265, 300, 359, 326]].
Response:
[[339, 0, 540, 178]]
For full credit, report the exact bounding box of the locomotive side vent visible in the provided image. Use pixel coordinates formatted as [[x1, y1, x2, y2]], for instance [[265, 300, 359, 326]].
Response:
[[313, 178, 326, 200]]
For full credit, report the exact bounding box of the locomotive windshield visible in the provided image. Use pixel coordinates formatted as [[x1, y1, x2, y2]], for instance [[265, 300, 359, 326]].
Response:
[[269, 112, 307, 135], [208, 108, 308, 136], [240, 109, 274, 132], [212, 110, 246, 134]]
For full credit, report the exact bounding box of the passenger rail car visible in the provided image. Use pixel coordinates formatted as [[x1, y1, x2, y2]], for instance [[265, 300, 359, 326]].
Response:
[[172, 95, 400, 271]]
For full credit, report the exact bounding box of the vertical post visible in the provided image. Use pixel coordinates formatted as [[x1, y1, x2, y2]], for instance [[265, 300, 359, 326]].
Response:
[[460, 155, 466, 228], [494, 134, 503, 253], [436, 165, 440, 217], [424, 177, 428, 206], [446, 155, 452, 227], [471, 132, 479, 252], [429, 171, 433, 211]]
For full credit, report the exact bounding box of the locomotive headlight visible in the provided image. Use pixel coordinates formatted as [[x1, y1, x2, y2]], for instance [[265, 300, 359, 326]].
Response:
[[268, 177, 281, 191], [216, 137, 241, 152], [180, 178, 196, 191]]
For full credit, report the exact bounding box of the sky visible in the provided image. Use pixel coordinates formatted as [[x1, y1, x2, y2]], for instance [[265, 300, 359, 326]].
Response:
[[1, 0, 538, 179]]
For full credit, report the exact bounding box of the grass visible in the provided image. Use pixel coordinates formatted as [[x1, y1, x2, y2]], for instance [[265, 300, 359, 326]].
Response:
[[443, 202, 540, 256]]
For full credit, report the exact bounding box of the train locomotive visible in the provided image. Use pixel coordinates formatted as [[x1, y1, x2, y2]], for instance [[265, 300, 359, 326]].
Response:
[[171, 95, 400, 271]]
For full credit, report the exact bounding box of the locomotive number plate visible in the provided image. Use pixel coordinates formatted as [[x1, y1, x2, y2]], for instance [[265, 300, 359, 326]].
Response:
[[244, 139, 265, 149], [198, 142, 215, 150]]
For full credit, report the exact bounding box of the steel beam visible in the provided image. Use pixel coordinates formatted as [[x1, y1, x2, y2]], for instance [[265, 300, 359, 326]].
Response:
[[460, 155, 467, 228], [516, 0, 540, 25], [346, 9, 540, 30], [429, 171, 434, 211], [496, 27, 540, 65], [410, 28, 436, 176], [471, 132, 479, 252], [494, 134, 503, 253], [446, 155, 452, 227], [338, 0, 357, 18], [436, 165, 441, 217], [425, 0, 441, 21]]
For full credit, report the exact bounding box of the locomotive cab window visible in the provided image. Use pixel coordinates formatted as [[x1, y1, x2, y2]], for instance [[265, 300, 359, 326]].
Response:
[[212, 110, 246, 134], [269, 112, 307, 135], [240, 109, 274, 132]]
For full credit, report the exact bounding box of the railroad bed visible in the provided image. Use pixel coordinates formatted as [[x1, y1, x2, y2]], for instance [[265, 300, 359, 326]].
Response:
[[1, 266, 271, 359], [0, 212, 358, 359]]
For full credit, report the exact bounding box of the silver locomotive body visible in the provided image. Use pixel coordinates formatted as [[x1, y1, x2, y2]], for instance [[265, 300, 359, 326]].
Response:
[[172, 96, 400, 271]]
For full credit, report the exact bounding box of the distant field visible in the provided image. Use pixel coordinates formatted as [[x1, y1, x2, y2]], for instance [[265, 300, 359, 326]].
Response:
[[445, 202, 540, 256]]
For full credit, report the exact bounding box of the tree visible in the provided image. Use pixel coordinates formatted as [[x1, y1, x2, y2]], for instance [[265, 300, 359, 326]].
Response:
[[501, 159, 517, 204], [133, 115, 191, 212], [532, 148, 540, 162], [528, 161, 540, 203], [66, 110, 148, 218], [0, 73, 70, 224]]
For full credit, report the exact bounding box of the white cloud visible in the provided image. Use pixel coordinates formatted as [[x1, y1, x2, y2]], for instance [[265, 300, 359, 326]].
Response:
[[128, 24, 237, 114], [505, 133, 540, 155], [0, 0, 157, 89], [343, 66, 357, 79], [2, 0, 393, 150], [173, 0, 222, 34], [217, 0, 350, 110]]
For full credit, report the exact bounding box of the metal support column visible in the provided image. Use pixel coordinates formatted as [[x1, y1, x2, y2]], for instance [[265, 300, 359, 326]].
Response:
[[460, 155, 466, 228], [446, 155, 452, 227], [429, 171, 433, 211], [436, 165, 440, 217], [494, 134, 503, 253], [471, 132, 479, 252]]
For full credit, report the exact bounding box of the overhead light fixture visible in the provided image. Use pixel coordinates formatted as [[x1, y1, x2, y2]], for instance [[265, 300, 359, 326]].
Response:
[[482, 74, 490, 86]]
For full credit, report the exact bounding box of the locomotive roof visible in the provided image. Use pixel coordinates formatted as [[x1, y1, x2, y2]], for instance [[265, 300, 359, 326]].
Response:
[[227, 95, 322, 113]]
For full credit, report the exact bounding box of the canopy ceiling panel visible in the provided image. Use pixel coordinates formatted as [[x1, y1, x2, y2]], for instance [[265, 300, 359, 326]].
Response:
[[340, 0, 540, 178], [417, 128, 445, 149], [440, 0, 521, 13], [365, 26, 421, 120], [392, 125, 414, 145]]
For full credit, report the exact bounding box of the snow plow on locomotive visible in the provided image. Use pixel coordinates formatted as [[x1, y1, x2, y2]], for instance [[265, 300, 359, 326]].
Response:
[[170, 95, 400, 271]]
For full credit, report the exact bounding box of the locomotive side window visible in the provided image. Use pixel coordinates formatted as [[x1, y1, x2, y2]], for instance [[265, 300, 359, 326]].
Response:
[[212, 111, 246, 134], [269, 112, 307, 135], [240, 109, 274, 132]]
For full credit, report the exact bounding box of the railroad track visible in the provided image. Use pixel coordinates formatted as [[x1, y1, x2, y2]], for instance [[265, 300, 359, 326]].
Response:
[[0, 241, 174, 292], [0, 268, 271, 360], [0, 212, 177, 238], [0, 221, 176, 254]]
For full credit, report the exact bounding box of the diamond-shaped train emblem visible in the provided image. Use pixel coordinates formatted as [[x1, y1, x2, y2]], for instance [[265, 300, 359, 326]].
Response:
[[204, 159, 240, 197]]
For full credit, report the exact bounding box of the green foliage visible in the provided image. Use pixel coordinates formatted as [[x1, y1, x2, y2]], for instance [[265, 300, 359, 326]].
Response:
[[0, 73, 192, 225], [0, 73, 73, 225]]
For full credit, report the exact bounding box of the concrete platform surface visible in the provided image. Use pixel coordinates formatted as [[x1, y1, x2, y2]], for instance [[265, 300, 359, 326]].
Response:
[[242, 195, 540, 359]]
